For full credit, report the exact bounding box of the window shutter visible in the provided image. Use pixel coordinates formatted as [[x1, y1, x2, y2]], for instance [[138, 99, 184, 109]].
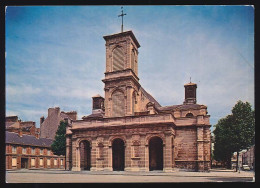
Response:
[[113, 47, 124, 71], [112, 91, 124, 117]]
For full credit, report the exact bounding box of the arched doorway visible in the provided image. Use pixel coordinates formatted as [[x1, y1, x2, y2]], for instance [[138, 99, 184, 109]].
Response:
[[79, 140, 91, 170], [112, 138, 125, 171], [149, 136, 163, 171]]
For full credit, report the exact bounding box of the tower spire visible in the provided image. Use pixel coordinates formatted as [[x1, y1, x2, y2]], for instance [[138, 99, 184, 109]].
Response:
[[118, 7, 127, 32]]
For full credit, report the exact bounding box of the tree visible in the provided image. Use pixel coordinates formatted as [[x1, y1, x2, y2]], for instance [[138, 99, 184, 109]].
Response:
[[213, 101, 254, 171], [231, 101, 255, 171], [51, 120, 67, 156], [213, 115, 234, 169]]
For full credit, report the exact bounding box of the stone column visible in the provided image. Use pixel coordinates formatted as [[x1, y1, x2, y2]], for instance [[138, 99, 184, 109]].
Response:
[[104, 136, 112, 171], [124, 135, 132, 171], [144, 144, 149, 171], [90, 139, 96, 171], [107, 145, 113, 171], [163, 132, 173, 172], [65, 135, 71, 170], [140, 134, 148, 171], [72, 145, 80, 171], [104, 88, 110, 117], [126, 86, 132, 115]]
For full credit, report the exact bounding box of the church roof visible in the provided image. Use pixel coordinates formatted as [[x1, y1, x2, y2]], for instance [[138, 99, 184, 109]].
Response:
[[140, 87, 161, 108], [6, 131, 53, 147], [157, 104, 207, 111], [82, 112, 104, 119]]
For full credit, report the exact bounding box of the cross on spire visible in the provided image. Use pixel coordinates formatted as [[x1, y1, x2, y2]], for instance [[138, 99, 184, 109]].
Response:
[[118, 7, 127, 32]]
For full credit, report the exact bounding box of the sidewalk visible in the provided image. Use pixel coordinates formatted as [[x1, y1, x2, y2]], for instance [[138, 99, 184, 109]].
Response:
[[7, 168, 254, 178], [6, 169, 254, 183]]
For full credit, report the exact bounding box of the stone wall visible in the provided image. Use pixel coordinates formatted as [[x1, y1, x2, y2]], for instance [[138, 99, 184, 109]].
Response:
[[69, 124, 175, 172]]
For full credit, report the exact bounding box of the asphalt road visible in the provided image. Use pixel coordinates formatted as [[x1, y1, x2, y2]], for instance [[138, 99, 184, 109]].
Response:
[[5, 169, 255, 183]]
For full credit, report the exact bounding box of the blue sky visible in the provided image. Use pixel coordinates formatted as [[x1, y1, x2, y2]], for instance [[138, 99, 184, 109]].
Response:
[[6, 6, 254, 131]]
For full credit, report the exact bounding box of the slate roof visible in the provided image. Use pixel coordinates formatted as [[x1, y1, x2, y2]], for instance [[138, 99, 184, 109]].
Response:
[[5, 131, 53, 147], [157, 104, 206, 111], [83, 112, 104, 119], [140, 87, 161, 108]]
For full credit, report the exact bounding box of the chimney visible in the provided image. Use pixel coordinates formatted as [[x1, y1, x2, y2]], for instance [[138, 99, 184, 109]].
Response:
[[18, 129, 23, 137], [40, 116, 45, 124], [6, 116, 18, 122], [64, 111, 77, 121], [48, 107, 60, 116], [92, 94, 105, 113]]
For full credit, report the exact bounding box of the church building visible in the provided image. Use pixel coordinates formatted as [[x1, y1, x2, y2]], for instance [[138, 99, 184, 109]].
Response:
[[66, 29, 211, 172]]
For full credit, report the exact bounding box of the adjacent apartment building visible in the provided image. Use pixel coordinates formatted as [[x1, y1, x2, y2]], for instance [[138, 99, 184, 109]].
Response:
[[6, 131, 65, 170]]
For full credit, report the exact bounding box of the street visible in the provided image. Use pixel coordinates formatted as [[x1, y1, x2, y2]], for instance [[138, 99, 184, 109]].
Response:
[[5, 169, 254, 183]]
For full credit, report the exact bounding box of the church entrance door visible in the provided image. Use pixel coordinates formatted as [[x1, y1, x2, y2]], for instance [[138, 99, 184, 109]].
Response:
[[149, 137, 163, 171], [79, 140, 91, 170], [112, 138, 125, 171]]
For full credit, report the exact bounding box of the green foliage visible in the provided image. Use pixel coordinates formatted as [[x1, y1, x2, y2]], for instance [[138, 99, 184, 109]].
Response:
[[213, 100, 255, 168], [51, 121, 67, 156]]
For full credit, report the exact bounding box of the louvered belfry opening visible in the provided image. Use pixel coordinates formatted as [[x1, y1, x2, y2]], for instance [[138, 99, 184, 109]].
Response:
[[112, 91, 125, 117], [112, 46, 124, 71]]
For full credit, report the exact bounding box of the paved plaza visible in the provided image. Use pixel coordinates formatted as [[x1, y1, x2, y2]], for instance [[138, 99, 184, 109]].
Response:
[[5, 169, 255, 183]]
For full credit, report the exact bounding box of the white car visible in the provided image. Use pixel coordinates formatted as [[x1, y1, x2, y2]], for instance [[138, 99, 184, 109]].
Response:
[[242, 165, 250, 171]]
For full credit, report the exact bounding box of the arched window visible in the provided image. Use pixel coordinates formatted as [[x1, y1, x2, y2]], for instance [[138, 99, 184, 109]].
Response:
[[112, 46, 124, 71], [186, 113, 194, 117], [112, 91, 125, 117]]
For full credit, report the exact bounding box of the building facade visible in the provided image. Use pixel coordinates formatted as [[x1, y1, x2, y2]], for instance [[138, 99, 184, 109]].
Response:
[[40, 107, 77, 140], [6, 116, 40, 137], [66, 30, 211, 172], [242, 145, 255, 170], [6, 131, 65, 170]]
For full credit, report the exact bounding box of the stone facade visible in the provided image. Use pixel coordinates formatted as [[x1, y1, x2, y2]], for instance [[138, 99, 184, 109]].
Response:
[[40, 107, 77, 139], [242, 145, 255, 169], [66, 30, 211, 172]]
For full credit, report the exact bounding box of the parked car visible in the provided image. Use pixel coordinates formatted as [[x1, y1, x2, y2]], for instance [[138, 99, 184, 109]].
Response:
[[242, 165, 250, 171]]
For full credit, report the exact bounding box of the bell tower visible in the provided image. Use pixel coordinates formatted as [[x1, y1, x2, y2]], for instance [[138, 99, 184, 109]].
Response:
[[102, 31, 141, 117]]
